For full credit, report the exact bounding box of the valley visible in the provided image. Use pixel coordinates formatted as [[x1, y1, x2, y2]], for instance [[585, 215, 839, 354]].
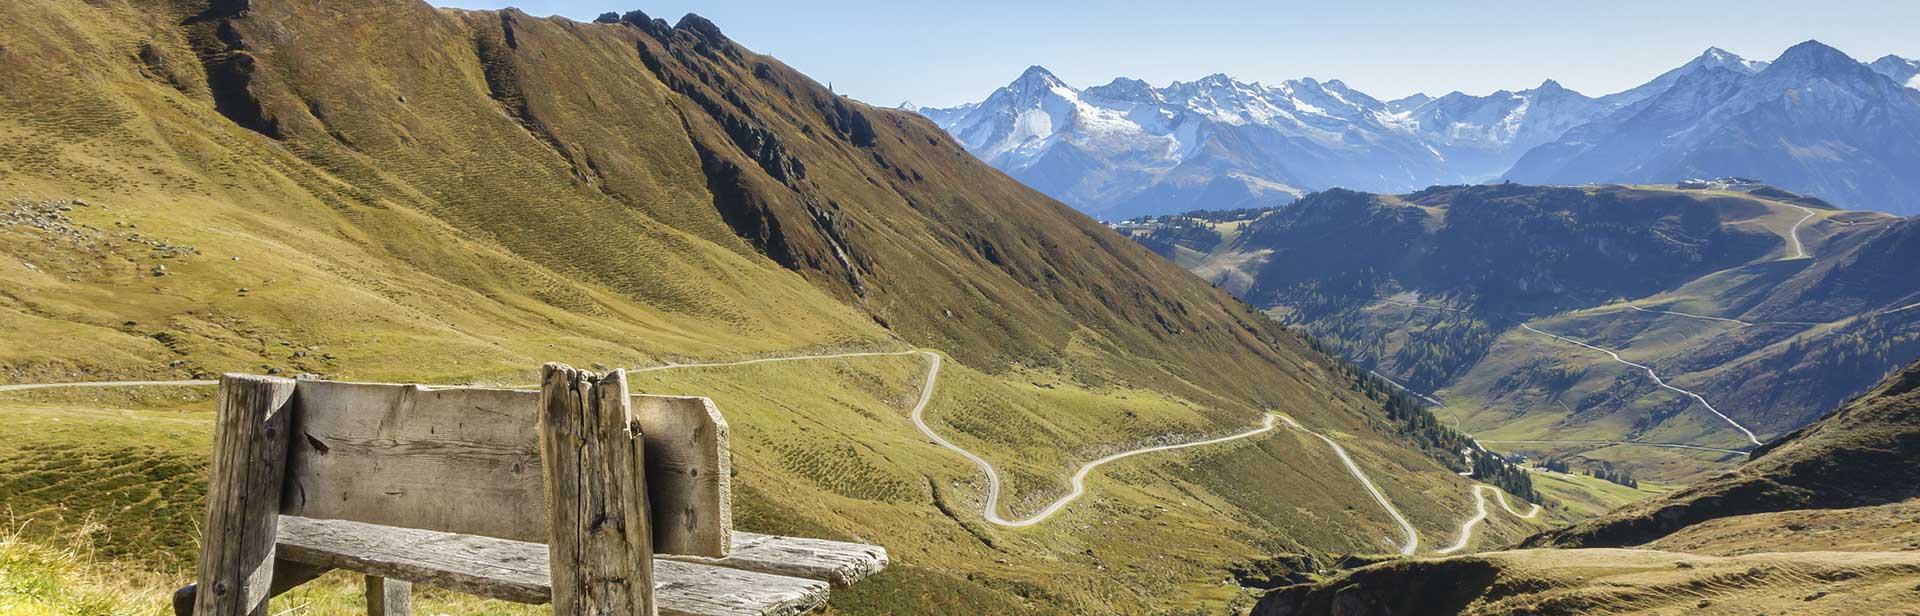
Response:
[[1255, 356, 1920, 615], [1124, 183, 1920, 482], [0, 1, 1553, 613], [2, 0, 1916, 613]]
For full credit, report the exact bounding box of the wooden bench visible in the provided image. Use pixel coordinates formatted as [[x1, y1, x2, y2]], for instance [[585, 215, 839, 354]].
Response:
[[174, 365, 887, 616]]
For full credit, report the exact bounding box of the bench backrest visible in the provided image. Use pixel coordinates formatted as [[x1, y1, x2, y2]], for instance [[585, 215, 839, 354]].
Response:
[[280, 379, 732, 556]]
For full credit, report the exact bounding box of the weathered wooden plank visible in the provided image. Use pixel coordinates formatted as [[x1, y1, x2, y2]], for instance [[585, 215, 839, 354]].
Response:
[[665, 533, 887, 587], [541, 364, 654, 615], [275, 516, 831, 616], [194, 374, 297, 616], [278, 516, 548, 602], [366, 576, 411, 616], [635, 395, 731, 558], [283, 381, 730, 555], [283, 381, 547, 542]]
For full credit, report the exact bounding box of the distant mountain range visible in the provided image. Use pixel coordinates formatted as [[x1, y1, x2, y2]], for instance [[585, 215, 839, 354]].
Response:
[[1121, 182, 1920, 481], [911, 42, 1920, 218]]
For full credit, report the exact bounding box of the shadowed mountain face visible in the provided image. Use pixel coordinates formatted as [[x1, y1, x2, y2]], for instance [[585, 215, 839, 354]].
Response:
[[1872, 54, 1920, 89], [1507, 42, 1920, 215], [925, 43, 1920, 218], [915, 68, 1629, 219], [1526, 357, 1920, 548], [0, 0, 1321, 399], [1252, 357, 1920, 616], [1122, 183, 1920, 479], [0, 1, 1527, 612]]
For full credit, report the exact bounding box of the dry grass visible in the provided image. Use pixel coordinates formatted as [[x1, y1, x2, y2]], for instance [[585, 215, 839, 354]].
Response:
[[0, 0, 1550, 612]]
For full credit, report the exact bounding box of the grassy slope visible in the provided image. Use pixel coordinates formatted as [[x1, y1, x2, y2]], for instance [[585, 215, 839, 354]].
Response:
[[1250, 356, 1920, 616], [0, 358, 1484, 613], [1251, 548, 1920, 616], [0, 1, 1508, 611], [1525, 357, 1920, 549], [1155, 183, 1916, 481], [1522, 466, 1673, 519]]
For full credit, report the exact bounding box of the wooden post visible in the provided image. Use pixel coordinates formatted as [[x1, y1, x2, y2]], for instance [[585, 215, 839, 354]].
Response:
[[539, 364, 655, 615], [366, 576, 412, 616], [193, 374, 297, 616], [172, 562, 332, 616], [633, 396, 732, 557]]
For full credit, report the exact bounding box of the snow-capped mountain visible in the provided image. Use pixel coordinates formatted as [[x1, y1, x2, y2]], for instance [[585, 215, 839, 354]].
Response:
[[1399, 80, 1625, 180], [915, 67, 1606, 218], [917, 43, 1920, 218], [1597, 47, 1770, 107], [1507, 41, 1920, 214], [1872, 54, 1920, 90], [897, 100, 974, 126]]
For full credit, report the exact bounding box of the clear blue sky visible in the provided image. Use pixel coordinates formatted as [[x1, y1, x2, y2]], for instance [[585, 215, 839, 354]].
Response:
[[436, 1, 1920, 107]]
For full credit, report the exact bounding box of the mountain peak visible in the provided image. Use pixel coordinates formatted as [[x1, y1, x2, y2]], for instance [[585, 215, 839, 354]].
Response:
[[1770, 39, 1859, 71], [1869, 55, 1920, 89], [1003, 65, 1070, 96], [674, 13, 727, 43], [1082, 77, 1160, 103], [1386, 92, 1433, 112], [1690, 46, 1769, 74], [1536, 79, 1566, 92], [1018, 65, 1061, 83]]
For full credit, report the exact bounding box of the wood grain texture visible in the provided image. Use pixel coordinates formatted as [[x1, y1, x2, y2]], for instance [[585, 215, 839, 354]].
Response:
[[540, 364, 654, 615], [283, 380, 731, 555], [283, 381, 547, 542], [193, 374, 296, 616], [276, 516, 830, 616], [171, 561, 331, 616], [665, 533, 887, 587], [366, 576, 411, 616], [634, 395, 731, 558]]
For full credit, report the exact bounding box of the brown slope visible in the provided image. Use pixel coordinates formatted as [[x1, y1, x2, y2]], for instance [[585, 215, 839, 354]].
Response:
[[1252, 548, 1920, 616], [1523, 356, 1920, 548], [200, 0, 1311, 409], [0, 1, 1511, 611]]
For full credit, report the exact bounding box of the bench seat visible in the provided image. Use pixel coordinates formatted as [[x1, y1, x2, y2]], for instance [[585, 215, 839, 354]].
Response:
[[277, 516, 883, 616], [662, 531, 889, 587]]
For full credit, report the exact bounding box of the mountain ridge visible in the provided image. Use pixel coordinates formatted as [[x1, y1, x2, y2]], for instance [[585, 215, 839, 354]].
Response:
[[1119, 182, 1920, 483], [1506, 40, 1920, 215], [920, 41, 1920, 217], [0, 1, 1530, 612]]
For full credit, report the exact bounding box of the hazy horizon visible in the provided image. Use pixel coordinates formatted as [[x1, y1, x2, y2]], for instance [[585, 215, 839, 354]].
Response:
[[439, 1, 1920, 108]]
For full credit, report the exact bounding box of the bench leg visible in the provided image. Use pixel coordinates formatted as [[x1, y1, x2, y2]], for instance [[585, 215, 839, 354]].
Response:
[[192, 374, 297, 616], [172, 561, 333, 616], [367, 576, 412, 616]]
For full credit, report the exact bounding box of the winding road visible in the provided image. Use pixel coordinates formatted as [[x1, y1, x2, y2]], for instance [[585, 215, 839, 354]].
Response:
[[1477, 439, 1750, 456], [1520, 323, 1762, 446], [641, 349, 1286, 528], [0, 379, 214, 392], [1274, 414, 1421, 555], [1626, 304, 1752, 326], [897, 350, 1283, 527], [1436, 485, 1541, 555], [1787, 205, 1818, 259], [626, 350, 926, 374], [5, 348, 1535, 555]]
